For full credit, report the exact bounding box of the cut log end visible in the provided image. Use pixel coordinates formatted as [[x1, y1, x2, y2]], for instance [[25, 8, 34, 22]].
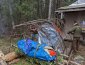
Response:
[[4, 52, 18, 62]]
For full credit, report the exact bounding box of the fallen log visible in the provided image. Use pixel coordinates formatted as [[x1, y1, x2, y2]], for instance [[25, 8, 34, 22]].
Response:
[[4, 52, 18, 62], [62, 60, 81, 65], [70, 61, 81, 65], [60, 54, 69, 58], [8, 59, 20, 65]]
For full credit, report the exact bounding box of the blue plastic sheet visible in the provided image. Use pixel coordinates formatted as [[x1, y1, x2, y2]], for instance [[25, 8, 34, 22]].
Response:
[[17, 39, 56, 61]]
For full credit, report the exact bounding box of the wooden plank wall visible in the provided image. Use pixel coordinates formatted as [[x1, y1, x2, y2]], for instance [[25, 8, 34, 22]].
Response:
[[63, 11, 85, 39]]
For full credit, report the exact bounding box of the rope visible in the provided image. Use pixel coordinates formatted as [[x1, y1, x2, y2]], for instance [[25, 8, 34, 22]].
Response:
[[33, 43, 41, 65]]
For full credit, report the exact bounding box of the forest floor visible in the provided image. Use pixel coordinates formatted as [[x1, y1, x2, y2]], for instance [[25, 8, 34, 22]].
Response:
[[0, 37, 17, 54], [78, 45, 85, 65], [0, 37, 85, 65]]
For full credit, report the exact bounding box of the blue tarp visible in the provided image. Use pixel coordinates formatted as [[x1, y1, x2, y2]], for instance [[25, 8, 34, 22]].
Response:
[[17, 39, 56, 61]]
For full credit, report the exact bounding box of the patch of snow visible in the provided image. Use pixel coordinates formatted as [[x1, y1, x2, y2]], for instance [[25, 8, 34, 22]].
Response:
[[69, 3, 85, 6], [69, 0, 85, 6]]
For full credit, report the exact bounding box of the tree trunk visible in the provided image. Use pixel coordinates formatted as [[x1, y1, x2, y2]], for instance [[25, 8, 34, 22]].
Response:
[[48, 0, 52, 19]]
